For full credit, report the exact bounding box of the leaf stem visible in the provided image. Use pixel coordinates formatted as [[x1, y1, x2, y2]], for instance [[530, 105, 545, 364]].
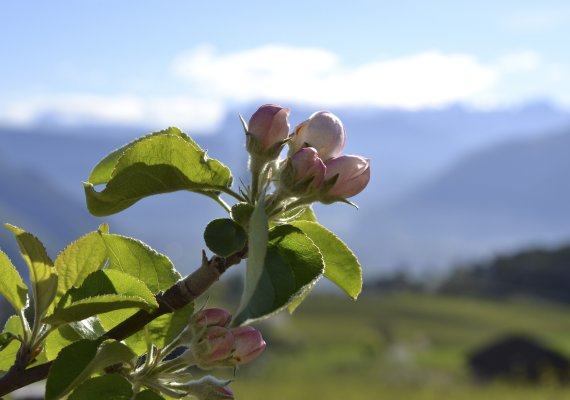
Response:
[[220, 187, 246, 202], [213, 196, 232, 213]]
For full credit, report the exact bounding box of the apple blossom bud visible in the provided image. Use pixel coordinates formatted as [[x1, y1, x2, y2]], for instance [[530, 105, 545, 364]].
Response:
[[280, 147, 326, 195], [182, 376, 234, 400], [192, 308, 232, 330], [247, 104, 290, 156], [192, 326, 235, 368], [229, 326, 266, 365], [290, 111, 345, 160], [322, 155, 371, 199]]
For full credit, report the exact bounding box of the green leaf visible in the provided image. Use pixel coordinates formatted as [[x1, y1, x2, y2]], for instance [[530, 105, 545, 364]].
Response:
[[101, 233, 181, 293], [0, 249, 28, 313], [204, 218, 247, 257], [88, 127, 197, 185], [54, 230, 108, 304], [5, 224, 57, 320], [233, 224, 325, 325], [235, 196, 269, 323], [45, 317, 106, 360], [84, 133, 233, 216], [69, 374, 133, 400], [290, 221, 362, 300], [44, 270, 158, 325], [46, 339, 136, 400], [0, 315, 24, 372]]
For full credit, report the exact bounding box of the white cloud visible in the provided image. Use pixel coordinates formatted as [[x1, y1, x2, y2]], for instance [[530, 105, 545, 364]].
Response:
[[1, 45, 567, 129], [0, 94, 225, 132], [173, 45, 499, 109]]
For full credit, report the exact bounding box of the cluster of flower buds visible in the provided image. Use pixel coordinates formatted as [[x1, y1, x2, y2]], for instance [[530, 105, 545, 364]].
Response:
[[246, 104, 370, 204], [184, 308, 266, 370]]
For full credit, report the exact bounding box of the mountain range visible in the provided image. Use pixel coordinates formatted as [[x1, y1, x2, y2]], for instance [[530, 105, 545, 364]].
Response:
[[1, 102, 569, 277]]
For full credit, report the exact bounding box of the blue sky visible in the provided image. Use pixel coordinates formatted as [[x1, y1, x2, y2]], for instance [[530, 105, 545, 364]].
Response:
[[1, 0, 570, 130]]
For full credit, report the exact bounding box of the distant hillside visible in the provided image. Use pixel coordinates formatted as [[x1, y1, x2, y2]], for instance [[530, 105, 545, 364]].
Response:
[[351, 128, 570, 274], [1, 103, 570, 275], [0, 157, 100, 274], [440, 244, 570, 304]]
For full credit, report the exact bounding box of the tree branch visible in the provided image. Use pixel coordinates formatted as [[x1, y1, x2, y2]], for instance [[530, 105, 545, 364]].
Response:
[[0, 248, 247, 397]]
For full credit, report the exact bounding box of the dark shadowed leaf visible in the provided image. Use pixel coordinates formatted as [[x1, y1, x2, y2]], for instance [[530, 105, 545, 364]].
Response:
[[46, 339, 136, 400], [233, 224, 324, 325], [69, 374, 133, 400], [204, 218, 247, 257]]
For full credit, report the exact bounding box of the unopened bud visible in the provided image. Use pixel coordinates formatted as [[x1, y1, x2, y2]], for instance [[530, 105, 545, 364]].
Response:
[[280, 147, 326, 196], [192, 326, 235, 368], [290, 111, 345, 161], [246, 104, 290, 157], [192, 308, 232, 330], [229, 326, 266, 365], [322, 155, 371, 200]]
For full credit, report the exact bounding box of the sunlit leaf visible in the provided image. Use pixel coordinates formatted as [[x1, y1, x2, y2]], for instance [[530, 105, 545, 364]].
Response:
[[85, 132, 232, 216], [54, 230, 108, 304], [291, 221, 362, 300], [101, 233, 180, 293], [0, 249, 28, 313], [44, 270, 158, 325], [5, 224, 57, 320]]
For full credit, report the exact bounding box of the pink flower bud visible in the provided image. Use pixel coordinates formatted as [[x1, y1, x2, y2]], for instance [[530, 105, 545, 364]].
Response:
[[280, 147, 326, 195], [193, 326, 235, 367], [290, 148, 326, 189], [323, 155, 371, 198], [248, 104, 290, 153], [290, 111, 345, 160], [229, 326, 266, 365], [192, 308, 232, 329]]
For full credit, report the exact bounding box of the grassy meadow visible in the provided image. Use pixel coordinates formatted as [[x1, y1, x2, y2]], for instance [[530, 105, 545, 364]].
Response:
[[224, 292, 570, 399]]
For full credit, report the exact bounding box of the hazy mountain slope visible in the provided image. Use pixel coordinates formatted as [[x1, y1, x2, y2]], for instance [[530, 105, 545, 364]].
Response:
[[355, 128, 570, 274], [0, 158, 101, 274], [1, 103, 569, 276]]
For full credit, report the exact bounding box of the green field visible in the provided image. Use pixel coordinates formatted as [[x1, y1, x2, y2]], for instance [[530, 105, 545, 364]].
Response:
[[223, 292, 570, 399]]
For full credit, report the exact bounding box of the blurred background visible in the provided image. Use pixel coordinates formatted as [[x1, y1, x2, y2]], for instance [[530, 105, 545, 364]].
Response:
[[2, 1, 570, 398]]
